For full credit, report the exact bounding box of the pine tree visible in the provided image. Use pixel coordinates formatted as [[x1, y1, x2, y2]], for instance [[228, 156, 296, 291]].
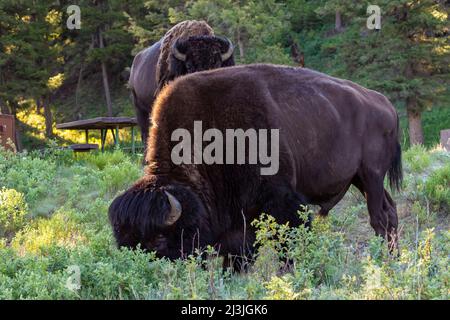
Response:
[[170, 0, 292, 65], [319, 0, 449, 145], [0, 0, 65, 140], [63, 0, 134, 117], [125, 0, 185, 54]]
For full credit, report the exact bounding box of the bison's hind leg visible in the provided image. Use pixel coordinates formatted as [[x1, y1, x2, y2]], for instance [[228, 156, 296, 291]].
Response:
[[352, 173, 399, 250], [382, 189, 399, 251]]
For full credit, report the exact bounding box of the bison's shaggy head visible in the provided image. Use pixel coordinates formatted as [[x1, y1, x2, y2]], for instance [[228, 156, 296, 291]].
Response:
[[171, 35, 234, 73], [108, 177, 211, 259], [156, 36, 235, 93]]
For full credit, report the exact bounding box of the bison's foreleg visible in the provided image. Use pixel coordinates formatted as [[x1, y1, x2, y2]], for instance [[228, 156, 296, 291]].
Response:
[[258, 183, 309, 227], [217, 228, 256, 273]]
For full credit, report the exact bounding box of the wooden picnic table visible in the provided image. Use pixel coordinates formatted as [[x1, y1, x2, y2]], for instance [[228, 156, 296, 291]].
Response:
[[56, 117, 138, 153]]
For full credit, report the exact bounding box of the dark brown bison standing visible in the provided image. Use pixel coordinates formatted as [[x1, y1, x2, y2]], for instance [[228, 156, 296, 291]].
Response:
[[110, 64, 402, 269], [129, 20, 235, 153]]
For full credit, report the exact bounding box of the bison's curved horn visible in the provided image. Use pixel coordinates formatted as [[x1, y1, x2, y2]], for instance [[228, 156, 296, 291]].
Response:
[[221, 37, 234, 62], [172, 40, 187, 62], [164, 191, 182, 226]]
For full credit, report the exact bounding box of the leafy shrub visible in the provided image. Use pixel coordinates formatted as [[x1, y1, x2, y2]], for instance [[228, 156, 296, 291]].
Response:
[[264, 275, 299, 300], [0, 188, 28, 237], [85, 150, 133, 171], [99, 161, 141, 196], [252, 208, 352, 292], [404, 145, 431, 173], [0, 152, 57, 205], [252, 213, 291, 280], [424, 164, 450, 210], [11, 210, 86, 254], [411, 201, 436, 227]]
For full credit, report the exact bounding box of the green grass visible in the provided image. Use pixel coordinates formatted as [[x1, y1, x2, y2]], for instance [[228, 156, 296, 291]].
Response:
[[0, 146, 448, 300]]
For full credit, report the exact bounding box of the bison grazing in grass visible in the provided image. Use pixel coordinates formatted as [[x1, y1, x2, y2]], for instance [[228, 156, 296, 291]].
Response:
[[129, 20, 235, 153], [110, 64, 402, 270]]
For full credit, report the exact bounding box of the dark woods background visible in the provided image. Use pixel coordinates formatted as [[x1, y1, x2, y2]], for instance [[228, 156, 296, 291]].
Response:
[[0, 0, 449, 150]]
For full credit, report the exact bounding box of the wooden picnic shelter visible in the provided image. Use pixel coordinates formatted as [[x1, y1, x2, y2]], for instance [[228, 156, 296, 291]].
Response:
[[56, 117, 138, 153]]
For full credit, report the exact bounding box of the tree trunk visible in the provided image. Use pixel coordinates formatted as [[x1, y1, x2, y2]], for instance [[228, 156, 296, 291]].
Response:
[[335, 10, 343, 31], [406, 97, 424, 145], [99, 30, 113, 117], [0, 98, 9, 114], [75, 62, 84, 117], [237, 29, 245, 62], [290, 42, 305, 67], [43, 96, 53, 138], [36, 98, 43, 115]]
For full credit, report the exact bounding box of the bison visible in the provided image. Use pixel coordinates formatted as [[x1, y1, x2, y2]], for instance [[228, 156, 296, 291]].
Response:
[[129, 20, 235, 153], [110, 64, 402, 270]]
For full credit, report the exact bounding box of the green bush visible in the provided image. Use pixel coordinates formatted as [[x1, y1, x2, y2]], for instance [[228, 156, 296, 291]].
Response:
[[424, 164, 450, 210], [411, 201, 435, 227], [84, 150, 133, 171], [0, 153, 57, 206], [404, 145, 431, 173], [11, 210, 86, 255], [99, 161, 141, 196], [0, 188, 28, 237]]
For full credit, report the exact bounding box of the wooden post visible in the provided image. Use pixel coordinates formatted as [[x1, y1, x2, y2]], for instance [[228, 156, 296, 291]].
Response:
[[85, 129, 89, 144], [110, 128, 116, 146], [101, 129, 105, 152], [115, 126, 119, 147], [440, 129, 450, 151]]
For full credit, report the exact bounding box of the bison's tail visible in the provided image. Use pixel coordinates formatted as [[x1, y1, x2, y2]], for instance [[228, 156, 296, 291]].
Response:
[[388, 117, 403, 192]]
